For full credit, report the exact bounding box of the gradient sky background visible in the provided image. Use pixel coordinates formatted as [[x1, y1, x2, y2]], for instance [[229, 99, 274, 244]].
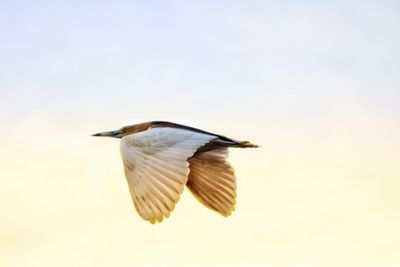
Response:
[[1, 1, 400, 267]]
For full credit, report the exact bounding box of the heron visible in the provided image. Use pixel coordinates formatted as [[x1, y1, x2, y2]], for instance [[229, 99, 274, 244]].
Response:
[[92, 121, 258, 224]]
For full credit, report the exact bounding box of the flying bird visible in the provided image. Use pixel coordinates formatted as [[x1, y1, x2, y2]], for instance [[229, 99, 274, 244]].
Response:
[[92, 121, 258, 224]]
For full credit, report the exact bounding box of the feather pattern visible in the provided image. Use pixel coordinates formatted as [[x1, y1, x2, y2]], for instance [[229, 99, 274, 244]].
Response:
[[187, 148, 236, 217], [120, 127, 216, 223]]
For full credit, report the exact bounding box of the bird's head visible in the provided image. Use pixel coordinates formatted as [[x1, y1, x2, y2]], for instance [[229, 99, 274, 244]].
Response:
[[91, 127, 128, 139], [92, 122, 155, 139]]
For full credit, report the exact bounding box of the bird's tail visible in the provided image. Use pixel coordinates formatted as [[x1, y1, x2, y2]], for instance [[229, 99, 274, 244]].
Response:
[[236, 141, 259, 148]]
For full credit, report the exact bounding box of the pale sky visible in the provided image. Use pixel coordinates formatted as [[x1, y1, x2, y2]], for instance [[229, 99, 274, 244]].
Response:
[[1, 1, 400, 267]]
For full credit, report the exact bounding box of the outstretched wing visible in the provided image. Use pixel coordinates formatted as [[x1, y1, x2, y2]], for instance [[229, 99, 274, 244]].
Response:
[[120, 127, 216, 223], [187, 148, 236, 216]]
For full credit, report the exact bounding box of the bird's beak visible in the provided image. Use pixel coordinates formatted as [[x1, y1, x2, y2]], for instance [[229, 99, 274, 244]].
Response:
[[91, 130, 122, 138]]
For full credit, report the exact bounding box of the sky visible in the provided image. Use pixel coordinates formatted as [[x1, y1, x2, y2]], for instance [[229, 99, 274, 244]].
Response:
[[1, 1, 400, 267]]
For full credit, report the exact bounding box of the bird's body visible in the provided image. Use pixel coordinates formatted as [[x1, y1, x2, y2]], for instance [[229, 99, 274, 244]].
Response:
[[93, 121, 258, 223]]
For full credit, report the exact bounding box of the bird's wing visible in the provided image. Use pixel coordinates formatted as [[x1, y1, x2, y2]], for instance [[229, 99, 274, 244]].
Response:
[[187, 147, 236, 216], [120, 127, 216, 223]]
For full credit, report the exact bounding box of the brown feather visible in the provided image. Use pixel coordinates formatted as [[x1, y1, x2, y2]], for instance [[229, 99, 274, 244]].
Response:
[[124, 122, 154, 135], [187, 148, 236, 217]]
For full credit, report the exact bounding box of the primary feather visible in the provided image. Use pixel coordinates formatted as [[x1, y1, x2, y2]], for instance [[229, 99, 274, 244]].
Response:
[[120, 127, 216, 223]]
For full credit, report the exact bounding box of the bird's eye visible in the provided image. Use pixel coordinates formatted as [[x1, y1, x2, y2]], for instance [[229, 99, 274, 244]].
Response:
[[121, 128, 126, 134]]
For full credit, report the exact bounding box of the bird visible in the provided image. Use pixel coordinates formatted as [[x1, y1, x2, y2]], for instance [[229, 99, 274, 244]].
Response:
[[92, 121, 258, 224]]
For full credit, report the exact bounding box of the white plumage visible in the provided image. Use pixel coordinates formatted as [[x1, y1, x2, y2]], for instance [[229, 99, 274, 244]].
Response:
[[120, 128, 215, 223]]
